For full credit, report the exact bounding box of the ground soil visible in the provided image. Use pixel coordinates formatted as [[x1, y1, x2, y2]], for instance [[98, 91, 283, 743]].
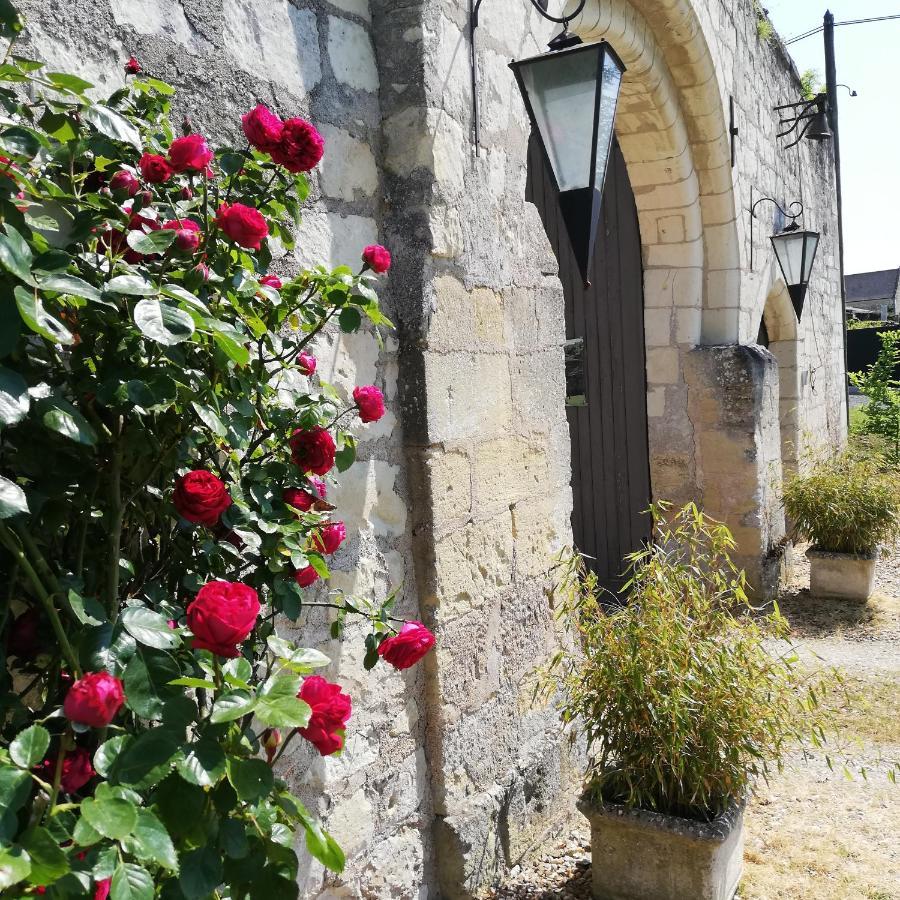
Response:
[[483, 546, 900, 900]]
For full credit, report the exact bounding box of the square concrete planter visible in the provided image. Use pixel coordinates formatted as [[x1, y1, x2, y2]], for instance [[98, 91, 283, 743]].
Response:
[[578, 794, 743, 900], [807, 548, 877, 601]]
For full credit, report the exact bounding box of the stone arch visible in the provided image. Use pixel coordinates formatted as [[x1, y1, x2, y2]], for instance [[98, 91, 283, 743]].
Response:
[[571, 0, 741, 345]]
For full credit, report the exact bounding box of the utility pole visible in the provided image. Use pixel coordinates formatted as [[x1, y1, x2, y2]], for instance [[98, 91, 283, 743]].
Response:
[[824, 10, 851, 429]]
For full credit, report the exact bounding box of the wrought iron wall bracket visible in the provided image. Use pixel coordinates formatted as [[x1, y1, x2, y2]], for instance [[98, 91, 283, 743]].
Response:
[[749, 191, 803, 271], [774, 92, 830, 149]]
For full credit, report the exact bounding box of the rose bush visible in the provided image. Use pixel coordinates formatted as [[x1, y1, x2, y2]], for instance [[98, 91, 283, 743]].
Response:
[[0, 5, 433, 896]]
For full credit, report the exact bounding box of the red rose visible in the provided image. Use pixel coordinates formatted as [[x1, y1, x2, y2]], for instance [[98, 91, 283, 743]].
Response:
[[124, 56, 141, 75], [36, 747, 94, 793], [163, 218, 201, 252], [94, 878, 111, 900], [353, 385, 385, 423], [377, 621, 435, 670], [270, 118, 324, 173], [173, 470, 232, 527], [215, 203, 269, 250], [294, 565, 320, 588], [8, 608, 41, 660], [297, 676, 351, 756], [289, 427, 336, 475], [109, 170, 140, 197], [312, 521, 346, 555], [259, 273, 282, 290], [362, 244, 391, 274], [63, 672, 125, 727], [168, 134, 213, 173], [138, 153, 172, 184], [283, 487, 315, 513], [262, 727, 281, 764], [242, 104, 284, 153], [186, 580, 260, 658], [298, 352, 316, 376]]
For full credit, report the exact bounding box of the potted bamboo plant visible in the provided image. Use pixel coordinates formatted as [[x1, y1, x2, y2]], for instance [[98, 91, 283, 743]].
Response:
[[546, 503, 843, 900], [783, 451, 900, 601]]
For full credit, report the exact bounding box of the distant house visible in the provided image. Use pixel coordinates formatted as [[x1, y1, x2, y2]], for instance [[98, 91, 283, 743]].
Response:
[[845, 268, 900, 321]]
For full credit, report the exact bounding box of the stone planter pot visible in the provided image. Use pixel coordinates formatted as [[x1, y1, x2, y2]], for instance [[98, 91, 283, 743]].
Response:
[[806, 548, 877, 601], [577, 794, 744, 900]]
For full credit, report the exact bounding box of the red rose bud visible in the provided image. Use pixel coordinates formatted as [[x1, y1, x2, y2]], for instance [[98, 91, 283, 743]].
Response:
[[242, 104, 284, 154], [289, 426, 336, 475], [36, 746, 94, 794], [259, 273, 282, 290], [180, 186, 194, 200], [163, 218, 201, 252], [362, 244, 391, 274], [186, 580, 260, 658], [99, 187, 112, 198], [215, 202, 269, 250], [94, 878, 111, 900], [168, 134, 213, 173], [63, 672, 125, 728], [262, 727, 281, 764], [138, 153, 172, 184], [191, 261, 211, 283], [173, 470, 232, 527], [124, 56, 141, 75], [294, 565, 320, 588], [297, 676, 351, 756], [270, 117, 324, 173], [353, 385, 385, 423], [298, 352, 316, 376], [312, 521, 346, 555], [377, 621, 435, 670], [8, 608, 41, 660]]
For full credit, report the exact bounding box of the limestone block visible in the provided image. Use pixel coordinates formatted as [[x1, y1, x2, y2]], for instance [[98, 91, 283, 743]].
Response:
[[383, 107, 432, 177], [428, 275, 476, 350], [510, 498, 562, 579], [329, 459, 407, 538], [645, 347, 680, 385], [327, 0, 371, 22], [647, 385, 666, 418], [24, 32, 124, 96], [293, 209, 379, 270], [109, 0, 207, 51], [327, 788, 374, 856], [328, 17, 378, 92], [473, 437, 548, 515], [425, 447, 473, 525], [432, 111, 467, 197], [317, 125, 378, 201], [676, 307, 702, 345], [644, 307, 673, 347], [223, 1, 321, 94]]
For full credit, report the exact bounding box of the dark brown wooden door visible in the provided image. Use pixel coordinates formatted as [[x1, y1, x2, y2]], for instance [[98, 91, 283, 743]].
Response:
[[526, 135, 651, 594]]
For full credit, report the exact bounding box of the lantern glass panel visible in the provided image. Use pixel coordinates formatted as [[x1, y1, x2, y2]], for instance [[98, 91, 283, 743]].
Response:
[[516, 48, 599, 191], [772, 229, 819, 286], [593, 52, 622, 190]]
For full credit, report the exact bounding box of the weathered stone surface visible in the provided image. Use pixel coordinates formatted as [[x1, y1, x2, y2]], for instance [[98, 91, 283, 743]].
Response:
[[328, 17, 378, 92], [318, 124, 379, 201]]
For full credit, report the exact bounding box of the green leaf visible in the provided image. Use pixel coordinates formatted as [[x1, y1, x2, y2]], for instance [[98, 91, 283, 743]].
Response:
[[126, 228, 177, 256], [255, 694, 311, 729], [226, 757, 273, 803], [38, 274, 101, 303], [83, 105, 141, 150], [14, 286, 74, 344], [105, 274, 156, 296], [212, 329, 250, 367], [0, 225, 34, 284], [93, 736, 131, 779], [121, 808, 178, 872], [0, 0, 24, 40], [10, 724, 50, 768], [218, 819, 249, 859], [0, 474, 28, 518], [338, 306, 361, 333], [304, 819, 345, 874], [210, 690, 256, 724], [109, 862, 154, 900], [0, 125, 41, 159], [0, 365, 29, 426], [0, 284, 22, 357], [167, 676, 217, 690], [39, 398, 98, 445], [123, 649, 180, 719], [134, 298, 195, 345], [20, 826, 68, 885], [121, 606, 180, 650], [267, 636, 331, 672], [335, 438, 356, 473], [191, 401, 227, 437], [80, 797, 138, 840], [137, 76, 175, 95], [72, 815, 102, 846], [112, 729, 178, 789], [0, 846, 30, 891], [179, 846, 222, 900], [45, 71, 94, 93], [176, 739, 226, 788], [68, 590, 106, 626]]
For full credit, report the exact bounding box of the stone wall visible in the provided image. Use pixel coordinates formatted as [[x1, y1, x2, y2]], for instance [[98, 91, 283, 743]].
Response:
[[16, 0, 847, 896]]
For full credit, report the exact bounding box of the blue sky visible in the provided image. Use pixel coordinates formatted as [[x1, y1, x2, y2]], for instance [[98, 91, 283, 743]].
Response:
[[764, 1, 900, 275]]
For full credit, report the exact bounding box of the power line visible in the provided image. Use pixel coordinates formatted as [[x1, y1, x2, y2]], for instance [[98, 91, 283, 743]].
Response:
[[786, 13, 900, 45]]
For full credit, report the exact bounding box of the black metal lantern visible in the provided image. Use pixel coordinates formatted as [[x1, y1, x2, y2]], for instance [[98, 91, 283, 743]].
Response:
[[509, 36, 625, 286], [771, 222, 820, 320]]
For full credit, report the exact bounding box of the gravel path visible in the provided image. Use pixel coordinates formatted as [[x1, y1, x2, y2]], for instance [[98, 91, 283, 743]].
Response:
[[484, 546, 900, 900]]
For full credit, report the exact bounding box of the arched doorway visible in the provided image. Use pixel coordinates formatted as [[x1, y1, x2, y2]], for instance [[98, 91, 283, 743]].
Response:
[[526, 135, 651, 594]]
